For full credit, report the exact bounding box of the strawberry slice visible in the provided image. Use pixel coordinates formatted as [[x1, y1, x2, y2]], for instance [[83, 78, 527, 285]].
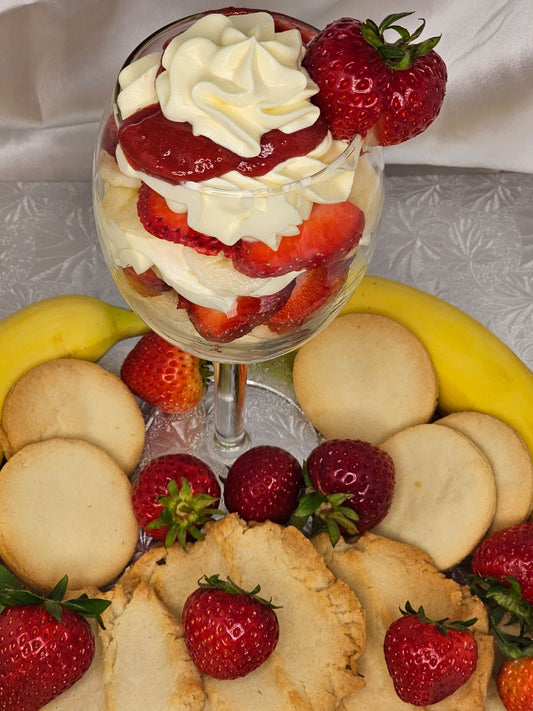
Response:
[[137, 183, 236, 258], [233, 202, 364, 278], [267, 263, 348, 334], [182, 285, 293, 343], [123, 266, 171, 297]]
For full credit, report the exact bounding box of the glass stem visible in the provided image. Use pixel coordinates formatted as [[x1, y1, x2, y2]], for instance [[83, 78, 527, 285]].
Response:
[[213, 362, 250, 455]]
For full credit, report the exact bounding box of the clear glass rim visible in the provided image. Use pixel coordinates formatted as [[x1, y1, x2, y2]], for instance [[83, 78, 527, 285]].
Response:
[[110, 10, 382, 200]]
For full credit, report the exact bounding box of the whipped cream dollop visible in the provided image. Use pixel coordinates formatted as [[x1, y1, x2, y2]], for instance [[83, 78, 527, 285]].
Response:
[[117, 12, 320, 157]]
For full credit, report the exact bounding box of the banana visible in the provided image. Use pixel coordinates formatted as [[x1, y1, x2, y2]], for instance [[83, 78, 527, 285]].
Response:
[[0, 295, 148, 458], [341, 275, 533, 460]]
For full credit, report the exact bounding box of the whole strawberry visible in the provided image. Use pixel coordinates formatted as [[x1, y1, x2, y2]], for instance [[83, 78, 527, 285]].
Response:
[[131, 453, 222, 548], [469, 522, 533, 670], [384, 602, 478, 706], [304, 12, 447, 145], [121, 330, 208, 413], [223, 445, 304, 524], [182, 574, 280, 679], [497, 655, 533, 711], [292, 439, 394, 545], [471, 522, 533, 606], [0, 566, 110, 711]]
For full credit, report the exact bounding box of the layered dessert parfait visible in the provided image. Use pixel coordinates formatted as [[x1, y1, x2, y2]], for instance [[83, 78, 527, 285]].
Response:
[[93, 9, 384, 361]]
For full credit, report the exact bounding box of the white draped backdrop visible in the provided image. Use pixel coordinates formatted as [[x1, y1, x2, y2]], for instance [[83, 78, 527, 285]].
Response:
[[1, 0, 532, 180]]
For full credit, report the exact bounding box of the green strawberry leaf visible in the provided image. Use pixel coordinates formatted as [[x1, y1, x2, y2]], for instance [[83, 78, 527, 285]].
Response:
[[146, 477, 223, 550], [469, 574, 533, 658], [48, 575, 69, 602], [361, 12, 442, 70], [0, 565, 25, 591], [0, 563, 111, 628], [196, 574, 282, 609], [400, 602, 478, 635]]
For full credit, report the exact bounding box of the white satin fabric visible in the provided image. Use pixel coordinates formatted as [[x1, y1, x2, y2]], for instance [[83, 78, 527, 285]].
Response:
[[1, 0, 532, 180]]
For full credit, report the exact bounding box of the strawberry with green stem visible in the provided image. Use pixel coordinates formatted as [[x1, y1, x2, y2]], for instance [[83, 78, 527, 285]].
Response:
[[471, 522, 533, 606], [182, 574, 280, 680], [469, 523, 533, 710], [472, 578, 533, 711], [303, 12, 447, 145], [291, 439, 395, 545], [131, 453, 223, 549], [383, 602, 478, 706], [0, 565, 110, 711]]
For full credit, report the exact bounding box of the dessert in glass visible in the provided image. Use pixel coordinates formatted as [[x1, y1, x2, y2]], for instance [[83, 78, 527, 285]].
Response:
[[93, 9, 384, 466]]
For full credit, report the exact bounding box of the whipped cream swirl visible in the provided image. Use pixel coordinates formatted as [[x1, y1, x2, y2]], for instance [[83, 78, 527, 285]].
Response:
[[117, 12, 320, 157]]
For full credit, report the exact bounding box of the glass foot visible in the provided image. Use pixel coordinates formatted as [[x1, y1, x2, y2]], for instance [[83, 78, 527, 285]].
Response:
[[138, 381, 321, 478]]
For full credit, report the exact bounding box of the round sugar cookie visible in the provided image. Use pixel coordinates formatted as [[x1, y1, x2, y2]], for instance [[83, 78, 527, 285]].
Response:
[[437, 411, 533, 533], [119, 514, 366, 711], [0, 358, 145, 475], [0, 438, 139, 592], [374, 423, 497, 570], [293, 313, 438, 443]]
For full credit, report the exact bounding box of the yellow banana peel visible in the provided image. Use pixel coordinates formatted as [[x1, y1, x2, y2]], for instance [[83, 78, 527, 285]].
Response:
[[342, 275, 533, 461], [0, 294, 148, 460]]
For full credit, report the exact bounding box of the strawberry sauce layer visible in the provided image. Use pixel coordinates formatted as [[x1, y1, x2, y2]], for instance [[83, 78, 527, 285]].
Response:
[[119, 105, 328, 184]]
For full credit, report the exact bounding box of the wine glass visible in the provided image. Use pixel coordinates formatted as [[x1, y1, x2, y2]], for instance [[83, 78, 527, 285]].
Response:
[[92, 10, 384, 469]]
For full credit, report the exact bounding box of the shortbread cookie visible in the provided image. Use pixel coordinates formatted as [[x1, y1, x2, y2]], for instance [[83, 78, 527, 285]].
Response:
[[100, 582, 204, 711], [121, 514, 366, 711], [0, 438, 139, 592], [314, 532, 494, 710], [0, 358, 145, 475], [293, 314, 438, 443], [374, 423, 497, 570], [436, 411, 533, 533], [44, 582, 204, 711], [486, 678, 506, 710]]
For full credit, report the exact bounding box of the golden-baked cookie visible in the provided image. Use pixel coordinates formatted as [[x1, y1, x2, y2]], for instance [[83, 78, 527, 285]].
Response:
[[292, 313, 438, 443], [314, 531, 494, 711], [43, 582, 204, 711], [100, 582, 204, 711], [0, 438, 139, 592], [120, 514, 366, 711], [486, 678, 506, 711], [436, 411, 533, 533], [0, 358, 145, 475], [374, 423, 497, 570]]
